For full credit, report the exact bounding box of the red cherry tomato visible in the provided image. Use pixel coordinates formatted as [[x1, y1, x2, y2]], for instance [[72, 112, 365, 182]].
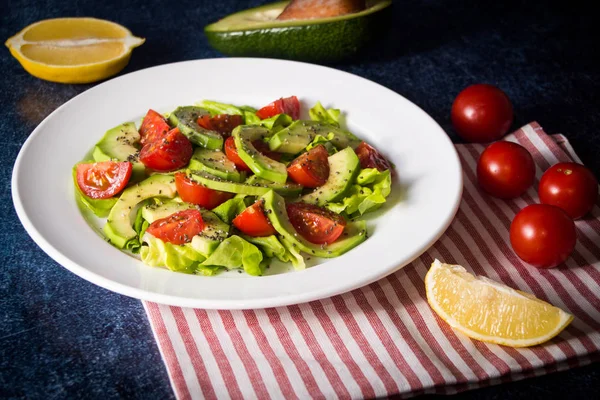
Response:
[[287, 145, 330, 187], [139, 128, 193, 172], [477, 141, 535, 199], [256, 96, 300, 120], [76, 161, 132, 199], [139, 109, 171, 145], [146, 209, 204, 245], [451, 84, 514, 143], [510, 204, 576, 269], [355, 141, 391, 171], [539, 162, 598, 219], [286, 202, 346, 244], [232, 199, 276, 237], [175, 172, 234, 209], [197, 114, 243, 136]]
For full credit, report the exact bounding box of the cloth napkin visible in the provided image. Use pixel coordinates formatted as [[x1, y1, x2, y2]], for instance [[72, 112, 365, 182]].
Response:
[[143, 122, 600, 399]]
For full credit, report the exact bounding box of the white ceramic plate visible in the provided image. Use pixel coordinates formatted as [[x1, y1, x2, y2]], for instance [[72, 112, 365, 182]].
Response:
[[12, 58, 462, 309]]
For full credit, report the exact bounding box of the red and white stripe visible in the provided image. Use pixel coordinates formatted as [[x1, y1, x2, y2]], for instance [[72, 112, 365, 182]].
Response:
[[144, 123, 600, 399]]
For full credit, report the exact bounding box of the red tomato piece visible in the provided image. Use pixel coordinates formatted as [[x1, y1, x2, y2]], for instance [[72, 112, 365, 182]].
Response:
[[139, 128, 193, 172], [146, 209, 204, 245], [76, 161, 132, 199], [224, 136, 252, 172], [510, 204, 576, 269], [175, 172, 234, 209], [197, 114, 243, 136], [139, 109, 171, 145], [232, 199, 276, 237], [286, 202, 346, 244], [287, 145, 330, 187], [256, 96, 300, 120], [539, 162, 598, 219], [355, 141, 391, 171], [477, 141, 535, 199], [451, 84, 514, 143]]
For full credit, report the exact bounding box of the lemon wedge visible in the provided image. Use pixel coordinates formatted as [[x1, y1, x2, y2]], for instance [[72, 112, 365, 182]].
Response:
[[425, 259, 573, 347], [5, 18, 144, 84]]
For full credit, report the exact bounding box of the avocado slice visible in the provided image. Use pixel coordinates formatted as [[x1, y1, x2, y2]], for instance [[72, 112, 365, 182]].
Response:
[[188, 147, 244, 182], [92, 122, 146, 182], [168, 106, 223, 149], [141, 200, 230, 257], [261, 190, 367, 257], [268, 120, 360, 154], [300, 147, 360, 206], [104, 174, 177, 248], [204, 0, 392, 62], [232, 125, 288, 183], [189, 171, 302, 197]]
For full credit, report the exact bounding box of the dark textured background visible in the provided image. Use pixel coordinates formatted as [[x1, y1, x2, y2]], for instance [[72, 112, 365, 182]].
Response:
[[2, 0, 598, 398]]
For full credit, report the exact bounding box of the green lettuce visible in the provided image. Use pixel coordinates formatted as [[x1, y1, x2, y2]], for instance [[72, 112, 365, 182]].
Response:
[[309, 101, 341, 126], [141, 234, 206, 274], [305, 132, 338, 154], [243, 235, 305, 270], [244, 112, 292, 134], [211, 195, 248, 224], [196, 100, 244, 116], [201, 235, 266, 276], [72, 166, 118, 218], [326, 168, 392, 218], [243, 111, 261, 125]]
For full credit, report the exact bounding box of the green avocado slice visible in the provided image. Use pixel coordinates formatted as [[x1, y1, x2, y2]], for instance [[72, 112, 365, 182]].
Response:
[[204, 0, 392, 62], [92, 122, 146, 183], [300, 147, 359, 206], [168, 106, 224, 149], [232, 125, 288, 183], [269, 120, 360, 154], [188, 171, 302, 197], [188, 147, 244, 182], [261, 190, 367, 258], [104, 174, 177, 248]]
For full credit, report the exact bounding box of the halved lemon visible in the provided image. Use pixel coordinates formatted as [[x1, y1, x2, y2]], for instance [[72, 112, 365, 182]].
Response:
[[5, 18, 144, 84], [425, 259, 573, 347]]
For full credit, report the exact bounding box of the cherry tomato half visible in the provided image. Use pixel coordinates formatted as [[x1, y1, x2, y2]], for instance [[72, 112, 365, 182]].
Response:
[[139, 128, 193, 172], [197, 114, 243, 136], [477, 141, 535, 199], [287, 144, 330, 187], [76, 161, 132, 199], [232, 199, 276, 237], [146, 209, 204, 245], [355, 141, 391, 171], [139, 109, 171, 145], [510, 204, 576, 269], [539, 162, 598, 219], [256, 96, 300, 120], [175, 172, 233, 209], [451, 84, 514, 143], [286, 202, 346, 244]]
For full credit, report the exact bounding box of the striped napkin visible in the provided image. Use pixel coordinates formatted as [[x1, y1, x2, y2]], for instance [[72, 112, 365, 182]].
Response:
[[143, 122, 600, 399]]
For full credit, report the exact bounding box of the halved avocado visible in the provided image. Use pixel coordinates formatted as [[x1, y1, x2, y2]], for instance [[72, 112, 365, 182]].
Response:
[[204, 0, 392, 62]]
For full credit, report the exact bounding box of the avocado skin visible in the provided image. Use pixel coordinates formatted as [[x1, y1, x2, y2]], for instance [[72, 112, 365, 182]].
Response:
[[261, 190, 366, 258], [204, 1, 391, 63]]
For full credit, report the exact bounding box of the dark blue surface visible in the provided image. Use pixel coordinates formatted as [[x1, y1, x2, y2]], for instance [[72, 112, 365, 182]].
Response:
[[2, 0, 599, 398]]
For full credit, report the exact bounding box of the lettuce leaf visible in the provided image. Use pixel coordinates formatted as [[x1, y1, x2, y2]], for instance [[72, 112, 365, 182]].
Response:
[[326, 168, 392, 218], [244, 235, 306, 270], [211, 195, 248, 224], [243, 111, 261, 125], [72, 166, 118, 218], [306, 132, 338, 154], [201, 235, 266, 276], [309, 101, 341, 126], [196, 100, 244, 116], [140, 234, 206, 274], [280, 237, 306, 270]]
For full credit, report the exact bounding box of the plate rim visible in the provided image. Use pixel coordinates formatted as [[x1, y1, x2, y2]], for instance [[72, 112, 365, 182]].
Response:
[[12, 57, 463, 309]]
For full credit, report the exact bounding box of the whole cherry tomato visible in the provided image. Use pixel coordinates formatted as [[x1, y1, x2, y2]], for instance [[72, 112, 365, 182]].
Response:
[[539, 162, 598, 219], [477, 141, 535, 199], [451, 84, 514, 143], [510, 204, 576, 269]]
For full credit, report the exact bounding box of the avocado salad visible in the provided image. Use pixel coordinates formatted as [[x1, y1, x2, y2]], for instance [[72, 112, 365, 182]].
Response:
[[73, 96, 393, 276]]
